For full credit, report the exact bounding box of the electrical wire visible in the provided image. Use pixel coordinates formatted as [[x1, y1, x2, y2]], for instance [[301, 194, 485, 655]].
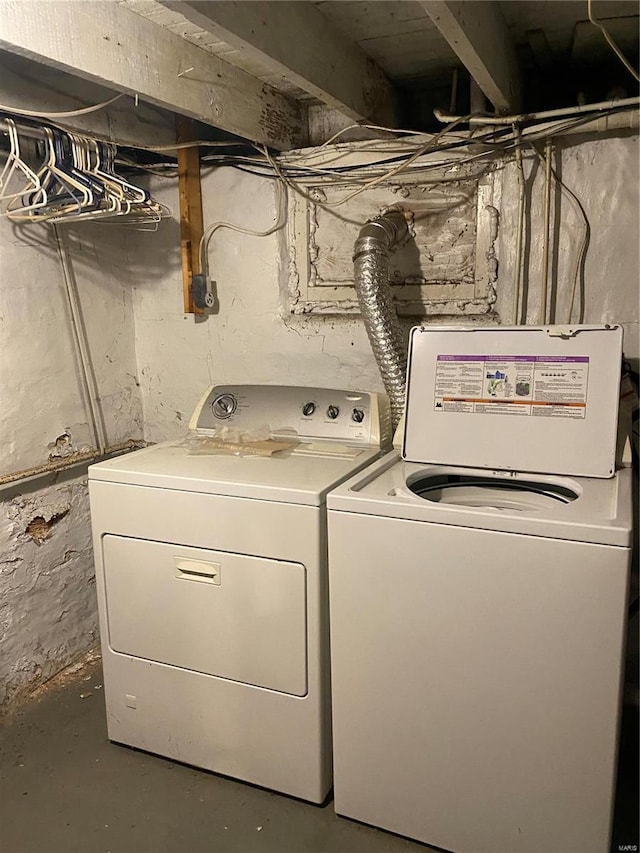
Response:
[[588, 0, 640, 83], [2, 90, 631, 175], [16, 99, 623, 223], [559, 179, 590, 324], [115, 106, 632, 198], [529, 144, 590, 324], [198, 180, 287, 278], [115, 155, 179, 177], [513, 125, 526, 325], [0, 93, 126, 119], [255, 114, 483, 213], [280, 120, 546, 161], [144, 140, 248, 152], [303, 121, 442, 151], [228, 109, 624, 183], [308, 114, 471, 206], [112, 108, 609, 309], [240, 110, 616, 220], [540, 139, 554, 324], [1, 100, 618, 187]]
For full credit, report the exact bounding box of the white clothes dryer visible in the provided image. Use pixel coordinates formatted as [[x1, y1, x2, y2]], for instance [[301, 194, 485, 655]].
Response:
[[327, 325, 633, 853], [89, 384, 389, 804]]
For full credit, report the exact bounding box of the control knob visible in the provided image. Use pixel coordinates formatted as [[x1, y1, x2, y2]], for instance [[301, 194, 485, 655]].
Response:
[[327, 405, 340, 420], [302, 402, 316, 416], [352, 408, 365, 423], [211, 393, 237, 419]]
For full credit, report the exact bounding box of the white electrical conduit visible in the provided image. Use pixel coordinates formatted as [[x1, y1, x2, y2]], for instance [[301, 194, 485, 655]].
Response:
[[540, 140, 553, 324], [512, 126, 526, 325], [53, 225, 107, 455], [528, 146, 590, 325], [533, 109, 639, 138], [434, 96, 640, 126]]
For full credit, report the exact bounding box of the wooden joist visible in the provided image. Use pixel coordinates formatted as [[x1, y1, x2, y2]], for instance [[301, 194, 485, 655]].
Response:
[[0, 0, 305, 150], [0, 52, 176, 150], [419, 1, 522, 114], [160, 0, 397, 126]]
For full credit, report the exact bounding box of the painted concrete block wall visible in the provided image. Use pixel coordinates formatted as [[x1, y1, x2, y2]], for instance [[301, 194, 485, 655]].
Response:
[[0, 216, 142, 711], [134, 133, 639, 445], [497, 135, 639, 361], [0, 473, 97, 709], [0, 224, 143, 474]]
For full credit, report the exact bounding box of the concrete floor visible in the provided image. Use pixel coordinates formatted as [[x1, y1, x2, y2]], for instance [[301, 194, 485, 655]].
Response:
[[0, 656, 638, 853]]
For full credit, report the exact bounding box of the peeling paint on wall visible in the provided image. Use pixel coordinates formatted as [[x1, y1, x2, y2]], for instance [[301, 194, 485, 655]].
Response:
[[25, 509, 70, 544], [0, 474, 97, 713], [46, 429, 92, 462]]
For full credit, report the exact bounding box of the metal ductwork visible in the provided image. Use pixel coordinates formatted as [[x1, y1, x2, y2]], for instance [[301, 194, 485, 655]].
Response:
[[353, 209, 410, 430]]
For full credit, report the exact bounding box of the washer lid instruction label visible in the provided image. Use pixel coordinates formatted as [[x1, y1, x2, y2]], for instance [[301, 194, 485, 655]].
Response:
[[434, 355, 589, 418]]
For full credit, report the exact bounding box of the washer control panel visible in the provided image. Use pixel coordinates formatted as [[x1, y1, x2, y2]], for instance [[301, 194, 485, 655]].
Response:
[[190, 385, 391, 447]]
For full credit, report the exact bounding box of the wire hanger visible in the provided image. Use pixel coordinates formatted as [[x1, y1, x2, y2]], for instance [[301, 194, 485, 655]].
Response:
[[1, 118, 170, 228]]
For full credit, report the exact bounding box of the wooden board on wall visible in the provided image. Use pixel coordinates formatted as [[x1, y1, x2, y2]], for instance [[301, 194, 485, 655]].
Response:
[[176, 117, 205, 315]]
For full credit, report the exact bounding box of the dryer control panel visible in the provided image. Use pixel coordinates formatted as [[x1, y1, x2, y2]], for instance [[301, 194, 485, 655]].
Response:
[[190, 385, 391, 447]]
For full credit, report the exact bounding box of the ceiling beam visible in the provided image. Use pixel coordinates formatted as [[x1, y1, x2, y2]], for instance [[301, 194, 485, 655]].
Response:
[[0, 52, 177, 149], [159, 0, 398, 126], [419, 1, 522, 114], [0, 0, 305, 150]]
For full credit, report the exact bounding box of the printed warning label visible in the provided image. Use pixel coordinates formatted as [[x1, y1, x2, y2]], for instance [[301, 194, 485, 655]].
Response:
[[434, 355, 589, 418]]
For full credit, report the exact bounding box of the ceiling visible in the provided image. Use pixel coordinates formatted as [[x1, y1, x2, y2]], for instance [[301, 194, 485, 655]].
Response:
[[0, 1, 637, 154], [122, 0, 640, 131]]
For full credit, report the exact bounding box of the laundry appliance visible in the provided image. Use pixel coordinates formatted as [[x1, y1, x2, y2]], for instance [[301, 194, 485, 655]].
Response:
[[327, 325, 632, 853], [89, 384, 390, 803]]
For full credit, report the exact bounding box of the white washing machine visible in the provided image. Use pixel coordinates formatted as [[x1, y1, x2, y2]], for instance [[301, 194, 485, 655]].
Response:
[[327, 325, 633, 853], [89, 384, 389, 804]]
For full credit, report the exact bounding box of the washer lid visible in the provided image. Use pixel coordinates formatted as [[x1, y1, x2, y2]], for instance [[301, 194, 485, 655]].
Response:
[[403, 325, 623, 478]]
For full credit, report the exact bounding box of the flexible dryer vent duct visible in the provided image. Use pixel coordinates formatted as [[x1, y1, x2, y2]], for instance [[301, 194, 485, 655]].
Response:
[[353, 210, 410, 430]]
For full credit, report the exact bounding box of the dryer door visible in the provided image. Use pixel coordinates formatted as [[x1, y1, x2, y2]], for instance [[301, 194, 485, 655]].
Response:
[[102, 536, 307, 696]]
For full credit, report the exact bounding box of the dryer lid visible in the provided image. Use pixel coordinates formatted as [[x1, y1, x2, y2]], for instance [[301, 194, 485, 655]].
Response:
[[402, 325, 623, 478]]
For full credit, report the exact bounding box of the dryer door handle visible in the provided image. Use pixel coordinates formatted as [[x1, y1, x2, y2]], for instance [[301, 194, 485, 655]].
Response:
[[174, 557, 221, 585]]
